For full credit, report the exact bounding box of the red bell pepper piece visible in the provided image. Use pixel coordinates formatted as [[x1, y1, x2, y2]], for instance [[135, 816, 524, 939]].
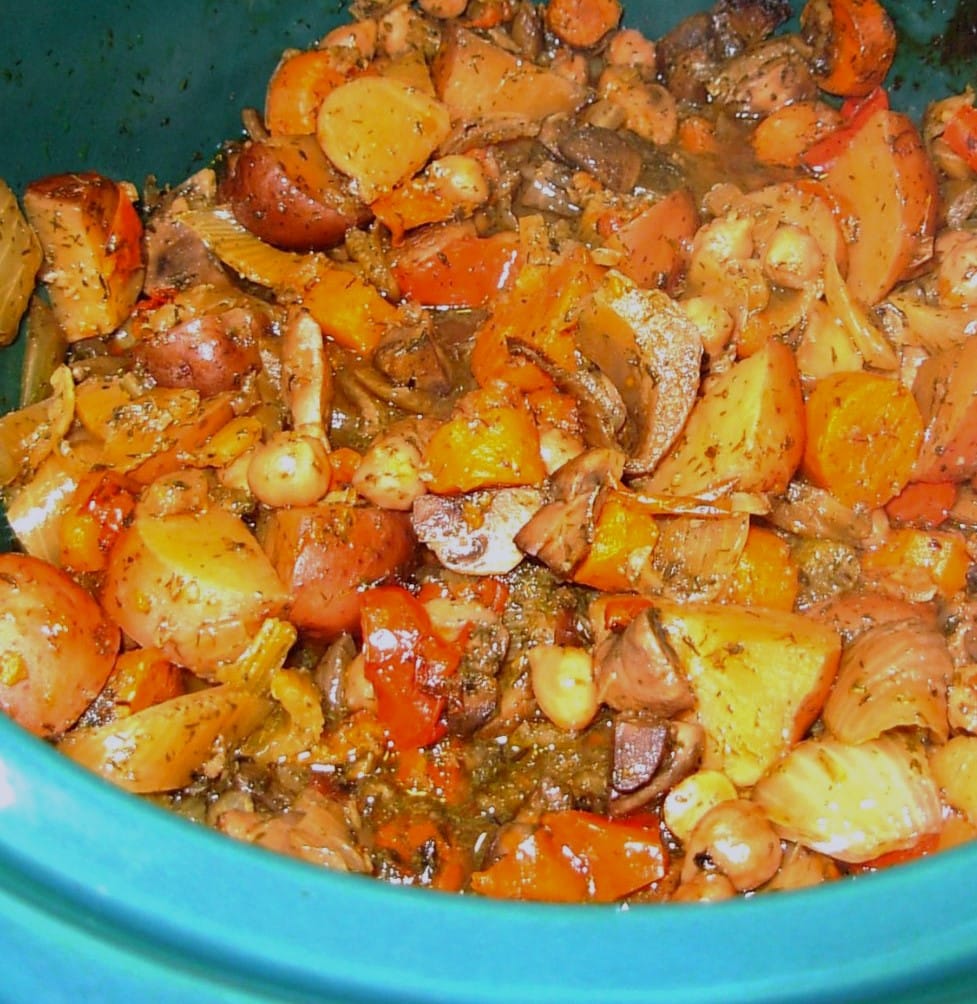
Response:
[[801, 87, 889, 173], [360, 585, 460, 750], [943, 104, 977, 173]]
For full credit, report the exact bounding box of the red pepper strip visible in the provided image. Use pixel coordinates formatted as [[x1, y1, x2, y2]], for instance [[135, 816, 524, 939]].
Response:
[[360, 585, 460, 751], [392, 231, 520, 309], [801, 87, 889, 173], [470, 810, 668, 903], [943, 104, 977, 173]]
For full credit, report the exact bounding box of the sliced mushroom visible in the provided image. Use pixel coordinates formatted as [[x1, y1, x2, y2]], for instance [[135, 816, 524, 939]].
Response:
[[509, 341, 628, 451], [557, 124, 643, 194], [515, 449, 625, 576], [576, 272, 703, 475], [593, 606, 694, 716], [412, 487, 545, 575], [612, 713, 669, 793], [706, 36, 817, 118], [444, 620, 510, 735], [142, 169, 231, 294], [610, 718, 704, 815]]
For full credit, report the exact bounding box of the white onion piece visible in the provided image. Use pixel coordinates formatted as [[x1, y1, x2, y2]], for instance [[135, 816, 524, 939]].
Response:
[[651, 513, 750, 602], [754, 736, 941, 863], [59, 684, 271, 793], [824, 255, 899, 371], [824, 618, 951, 744], [177, 207, 306, 287]]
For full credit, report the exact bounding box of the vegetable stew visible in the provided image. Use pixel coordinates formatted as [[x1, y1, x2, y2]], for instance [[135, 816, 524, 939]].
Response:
[[2, 0, 977, 905]]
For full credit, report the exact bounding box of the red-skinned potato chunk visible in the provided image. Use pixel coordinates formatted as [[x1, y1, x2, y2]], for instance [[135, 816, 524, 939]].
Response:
[[598, 189, 698, 292], [102, 509, 289, 675], [23, 172, 144, 342], [259, 502, 416, 639], [0, 553, 119, 738], [133, 304, 265, 396], [222, 136, 371, 250], [818, 109, 938, 305]]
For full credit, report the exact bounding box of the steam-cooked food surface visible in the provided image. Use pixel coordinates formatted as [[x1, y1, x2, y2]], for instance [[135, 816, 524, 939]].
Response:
[[2, 0, 977, 903]]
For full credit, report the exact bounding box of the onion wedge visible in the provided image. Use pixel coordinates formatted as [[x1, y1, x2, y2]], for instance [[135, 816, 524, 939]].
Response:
[[754, 735, 941, 863], [59, 684, 271, 793], [824, 618, 951, 744]]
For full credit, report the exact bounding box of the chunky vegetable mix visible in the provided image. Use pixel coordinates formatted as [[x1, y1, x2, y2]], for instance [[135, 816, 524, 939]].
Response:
[[4, 0, 977, 904]]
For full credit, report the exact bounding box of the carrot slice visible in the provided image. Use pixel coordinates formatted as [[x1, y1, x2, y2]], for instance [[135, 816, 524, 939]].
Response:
[[943, 104, 977, 173], [802, 370, 924, 509], [544, 0, 622, 48], [801, 0, 896, 98], [265, 49, 348, 136], [752, 101, 842, 168], [885, 481, 957, 528]]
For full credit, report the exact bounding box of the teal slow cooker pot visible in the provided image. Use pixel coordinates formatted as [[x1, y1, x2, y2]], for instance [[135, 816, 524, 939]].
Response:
[[1, 1, 977, 1001]]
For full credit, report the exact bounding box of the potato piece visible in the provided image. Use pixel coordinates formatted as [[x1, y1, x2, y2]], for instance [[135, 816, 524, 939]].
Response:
[[102, 510, 289, 674], [0, 178, 42, 345], [222, 136, 371, 251], [132, 305, 264, 397], [642, 338, 805, 497], [819, 109, 938, 305], [59, 684, 270, 793], [22, 172, 144, 341], [655, 601, 841, 786], [432, 26, 587, 122], [600, 189, 698, 292], [0, 553, 119, 738], [259, 502, 416, 639], [912, 336, 977, 483], [316, 77, 451, 202]]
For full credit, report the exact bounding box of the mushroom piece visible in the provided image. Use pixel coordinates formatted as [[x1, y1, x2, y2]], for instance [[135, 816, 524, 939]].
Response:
[[656, 0, 792, 102], [706, 36, 817, 118], [142, 169, 231, 294], [509, 340, 628, 452], [611, 713, 670, 793], [556, 124, 643, 194], [575, 273, 703, 475], [593, 605, 695, 716], [412, 487, 545, 575], [515, 448, 625, 576], [444, 620, 511, 735], [610, 718, 704, 816]]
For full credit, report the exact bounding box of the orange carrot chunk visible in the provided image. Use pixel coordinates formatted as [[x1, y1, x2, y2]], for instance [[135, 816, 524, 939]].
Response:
[[543, 0, 622, 49], [265, 49, 348, 136], [801, 0, 896, 98], [424, 384, 547, 494], [573, 490, 660, 593], [861, 527, 970, 601], [802, 370, 924, 509], [723, 525, 800, 611]]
